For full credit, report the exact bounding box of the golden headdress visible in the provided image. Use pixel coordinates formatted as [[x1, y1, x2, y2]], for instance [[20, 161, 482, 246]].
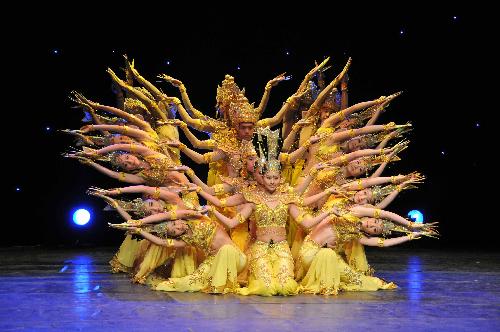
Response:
[[216, 75, 244, 116], [253, 126, 282, 173], [124, 98, 148, 114], [228, 93, 259, 127]]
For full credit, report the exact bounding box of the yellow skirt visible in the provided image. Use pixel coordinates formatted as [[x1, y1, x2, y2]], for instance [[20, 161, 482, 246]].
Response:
[[297, 236, 396, 295], [155, 244, 247, 294], [109, 234, 141, 273], [237, 240, 298, 296]]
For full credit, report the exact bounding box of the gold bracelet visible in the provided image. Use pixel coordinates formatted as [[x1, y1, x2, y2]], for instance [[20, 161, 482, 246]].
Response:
[[153, 187, 161, 200], [237, 213, 245, 224], [339, 110, 346, 120], [310, 167, 319, 177], [377, 238, 385, 247], [203, 153, 213, 163], [179, 143, 186, 151], [123, 126, 129, 134], [116, 188, 122, 195], [265, 83, 272, 91], [119, 172, 126, 181], [340, 155, 348, 165], [170, 210, 177, 220], [391, 176, 396, 184], [295, 212, 306, 225], [356, 179, 363, 190], [195, 186, 202, 193], [179, 85, 186, 93], [126, 219, 134, 224], [384, 122, 395, 131], [303, 140, 312, 149], [396, 185, 403, 192], [349, 129, 355, 139], [407, 233, 414, 241], [213, 184, 225, 196], [186, 169, 194, 178], [130, 143, 136, 152], [374, 209, 382, 218], [280, 153, 290, 164], [166, 238, 175, 247], [408, 221, 415, 229], [220, 198, 227, 208]]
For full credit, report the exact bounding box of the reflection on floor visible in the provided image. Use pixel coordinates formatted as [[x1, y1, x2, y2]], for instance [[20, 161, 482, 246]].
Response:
[[0, 247, 498, 331]]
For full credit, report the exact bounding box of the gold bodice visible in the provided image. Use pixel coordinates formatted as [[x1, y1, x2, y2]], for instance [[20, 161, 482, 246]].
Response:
[[254, 203, 288, 228], [331, 216, 362, 250], [180, 217, 218, 254], [137, 154, 175, 186]]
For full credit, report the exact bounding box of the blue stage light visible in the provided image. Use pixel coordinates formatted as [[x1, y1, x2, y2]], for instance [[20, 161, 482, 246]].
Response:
[[73, 209, 91, 226], [408, 210, 424, 223]]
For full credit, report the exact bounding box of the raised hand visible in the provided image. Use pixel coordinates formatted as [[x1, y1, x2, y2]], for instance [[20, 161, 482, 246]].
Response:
[[158, 74, 183, 87]]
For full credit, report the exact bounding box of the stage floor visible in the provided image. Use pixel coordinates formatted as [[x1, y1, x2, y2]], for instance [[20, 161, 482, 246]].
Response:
[[0, 247, 498, 331]]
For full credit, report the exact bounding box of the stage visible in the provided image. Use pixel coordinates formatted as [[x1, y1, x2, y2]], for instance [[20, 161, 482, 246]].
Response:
[[0, 247, 498, 331]]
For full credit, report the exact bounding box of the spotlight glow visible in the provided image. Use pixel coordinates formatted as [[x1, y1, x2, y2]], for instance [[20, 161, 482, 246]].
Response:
[[73, 209, 91, 226], [408, 210, 424, 223]]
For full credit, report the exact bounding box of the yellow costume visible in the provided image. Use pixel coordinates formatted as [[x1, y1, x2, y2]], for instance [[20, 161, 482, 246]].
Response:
[[153, 217, 247, 294], [297, 235, 395, 295], [237, 185, 300, 296]]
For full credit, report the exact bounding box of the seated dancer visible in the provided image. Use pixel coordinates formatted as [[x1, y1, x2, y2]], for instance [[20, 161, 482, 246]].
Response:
[[200, 127, 341, 296], [109, 207, 247, 294], [295, 205, 438, 295], [90, 190, 203, 284]]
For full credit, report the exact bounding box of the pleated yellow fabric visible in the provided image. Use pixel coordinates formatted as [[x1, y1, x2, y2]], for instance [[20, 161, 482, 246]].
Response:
[[298, 236, 397, 295], [237, 240, 298, 296], [155, 244, 246, 294], [109, 234, 141, 273]]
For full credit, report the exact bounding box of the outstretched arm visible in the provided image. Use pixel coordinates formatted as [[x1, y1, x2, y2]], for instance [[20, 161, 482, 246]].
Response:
[[304, 58, 351, 119], [256, 73, 287, 117], [67, 156, 144, 183], [79, 125, 152, 142], [165, 97, 215, 132], [197, 189, 246, 208], [98, 185, 185, 207], [90, 193, 133, 220], [359, 233, 423, 247], [341, 175, 408, 191], [322, 99, 382, 129], [158, 74, 207, 119], [209, 203, 254, 229], [350, 206, 434, 230], [107, 68, 167, 121], [289, 204, 332, 229]]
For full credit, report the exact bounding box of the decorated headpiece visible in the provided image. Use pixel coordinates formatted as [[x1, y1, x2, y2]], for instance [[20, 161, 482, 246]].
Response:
[[253, 126, 282, 173], [104, 198, 164, 218], [216, 75, 244, 117], [228, 93, 259, 127], [124, 98, 148, 114]]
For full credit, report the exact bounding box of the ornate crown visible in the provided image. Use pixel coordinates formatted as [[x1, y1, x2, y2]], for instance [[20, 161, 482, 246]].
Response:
[[228, 93, 259, 127], [253, 126, 282, 173]]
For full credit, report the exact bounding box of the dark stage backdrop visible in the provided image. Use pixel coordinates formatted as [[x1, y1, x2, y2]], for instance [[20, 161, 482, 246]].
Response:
[[5, 11, 492, 249]]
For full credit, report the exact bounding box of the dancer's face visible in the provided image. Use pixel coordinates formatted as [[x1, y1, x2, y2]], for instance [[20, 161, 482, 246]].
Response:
[[167, 219, 189, 237], [111, 135, 136, 145], [246, 155, 257, 173], [320, 106, 332, 121], [143, 199, 165, 215], [346, 159, 368, 177], [338, 118, 356, 129], [263, 170, 280, 192], [361, 218, 383, 235], [353, 189, 373, 205], [116, 153, 141, 171], [347, 138, 366, 151], [237, 122, 255, 141]]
